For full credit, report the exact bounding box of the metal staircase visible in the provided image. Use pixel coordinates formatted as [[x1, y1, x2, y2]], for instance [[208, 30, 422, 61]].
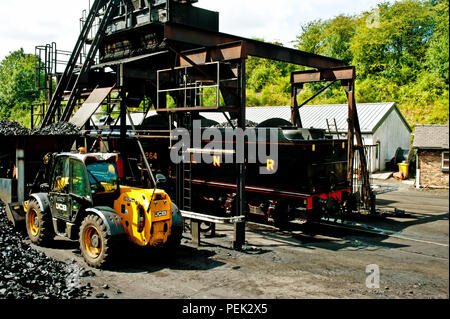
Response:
[[41, 0, 119, 127]]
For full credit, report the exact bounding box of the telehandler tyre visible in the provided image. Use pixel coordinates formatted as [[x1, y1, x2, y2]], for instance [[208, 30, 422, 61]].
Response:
[[79, 214, 113, 268], [25, 199, 55, 245], [165, 225, 182, 251]]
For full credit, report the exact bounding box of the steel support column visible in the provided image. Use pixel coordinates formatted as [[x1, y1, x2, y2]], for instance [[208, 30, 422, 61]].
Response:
[[343, 81, 374, 213], [233, 59, 246, 250], [290, 86, 302, 128], [290, 66, 375, 214]]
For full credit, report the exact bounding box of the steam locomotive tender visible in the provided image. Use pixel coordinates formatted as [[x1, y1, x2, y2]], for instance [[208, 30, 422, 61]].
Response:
[[124, 116, 355, 227]]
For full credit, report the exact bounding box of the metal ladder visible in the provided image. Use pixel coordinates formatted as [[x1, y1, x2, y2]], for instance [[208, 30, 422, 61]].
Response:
[[182, 112, 193, 211], [41, 0, 119, 127], [326, 118, 339, 138], [183, 160, 192, 211]]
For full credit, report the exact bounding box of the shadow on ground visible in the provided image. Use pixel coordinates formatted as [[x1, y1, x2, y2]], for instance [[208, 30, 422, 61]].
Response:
[[94, 238, 226, 273]]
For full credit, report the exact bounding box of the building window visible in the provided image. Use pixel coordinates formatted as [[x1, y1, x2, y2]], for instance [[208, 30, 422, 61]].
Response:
[[443, 151, 449, 172]]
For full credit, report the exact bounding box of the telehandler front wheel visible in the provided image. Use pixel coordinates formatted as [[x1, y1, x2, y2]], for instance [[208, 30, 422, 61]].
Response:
[[79, 215, 113, 268], [25, 199, 55, 245]]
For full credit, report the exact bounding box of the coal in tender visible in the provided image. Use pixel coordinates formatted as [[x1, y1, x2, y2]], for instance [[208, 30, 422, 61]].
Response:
[[212, 119, 259, 128], [0, 202, 92, 299]]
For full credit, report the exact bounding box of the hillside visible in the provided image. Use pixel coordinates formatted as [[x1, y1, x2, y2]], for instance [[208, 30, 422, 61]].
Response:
[[0, 0, 448, 128]]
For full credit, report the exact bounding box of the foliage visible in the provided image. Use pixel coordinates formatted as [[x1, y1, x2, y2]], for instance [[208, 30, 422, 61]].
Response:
[[0, 49, 43, 127], [295, 14, 356, 65], [426, 0, 449, 84], [249, 0, 449, 126], [0, 0, 448, 128]]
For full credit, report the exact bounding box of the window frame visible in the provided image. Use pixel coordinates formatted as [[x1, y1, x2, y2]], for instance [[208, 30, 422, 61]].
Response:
[[70, 158, 92, 199], [442, 151, 449, 172], [51, 156, 70, 193], [86, 160, 119, 195]]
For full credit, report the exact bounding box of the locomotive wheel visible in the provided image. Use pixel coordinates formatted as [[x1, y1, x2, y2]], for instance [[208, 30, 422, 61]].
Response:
[[25, 199, 55, 245], [306, 208, 322, 225], [273, 202, 289, 230], [79, 215, 112, 268]]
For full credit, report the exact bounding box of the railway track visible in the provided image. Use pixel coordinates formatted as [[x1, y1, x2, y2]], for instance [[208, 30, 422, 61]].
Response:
[[314, 218, 449, 248], [240, 211, 449, 251]]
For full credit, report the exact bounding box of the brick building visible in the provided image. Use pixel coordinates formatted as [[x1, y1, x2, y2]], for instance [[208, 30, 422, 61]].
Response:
[[413, 124, 449, 188]]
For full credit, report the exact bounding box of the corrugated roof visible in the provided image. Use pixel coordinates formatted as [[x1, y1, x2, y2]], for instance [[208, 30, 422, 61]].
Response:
[[413, 124, 449, 149], [113, 102, 410, 134], [200, 102, 410, 133]]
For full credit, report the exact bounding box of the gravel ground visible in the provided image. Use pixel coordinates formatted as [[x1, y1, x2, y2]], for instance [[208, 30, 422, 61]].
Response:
[[0, 203, 92, 299], [0, 165, 446, 300], [18, 181, 448, 300]]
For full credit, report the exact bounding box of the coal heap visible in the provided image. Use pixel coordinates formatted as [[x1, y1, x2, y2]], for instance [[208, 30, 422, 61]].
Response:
[[32, 121, 80, 136], [0, 119, 79, 136], [0, 203, 93, 299], [0, 120, 32, 136], [213, 119, 259, 128]]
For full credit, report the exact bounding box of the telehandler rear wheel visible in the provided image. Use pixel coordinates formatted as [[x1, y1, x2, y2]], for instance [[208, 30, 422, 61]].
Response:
[[25, 199, 55, 245], [79, 215, 112, 268], [165, 225, 182, 251]]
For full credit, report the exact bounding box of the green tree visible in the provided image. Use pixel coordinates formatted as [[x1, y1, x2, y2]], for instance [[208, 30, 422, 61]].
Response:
[[245, 39, 300, 106], [0, 49, 42, 124], [287, 0, 448, 125], [321, 15, 356, 65], [350, 1, 435, 83], [426, 0, 449, 84], [295, 15, 356, 65], [294, 20, 326, 55]]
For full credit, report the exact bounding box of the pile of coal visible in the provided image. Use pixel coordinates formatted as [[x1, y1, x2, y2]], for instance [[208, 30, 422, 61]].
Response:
[[0, 120, 32, 136], [0, 119, 79, 136], [0, 203, 92, 299], [32, 122, 80, 135], [213, 119, 259, 128]]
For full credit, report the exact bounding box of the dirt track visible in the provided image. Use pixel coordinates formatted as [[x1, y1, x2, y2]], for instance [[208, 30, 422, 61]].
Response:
[[24, 178, 449, 299]]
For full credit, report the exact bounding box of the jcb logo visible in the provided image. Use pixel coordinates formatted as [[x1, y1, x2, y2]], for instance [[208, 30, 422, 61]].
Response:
[[56, 203, 67, 212], [154, 210, 167, 217]]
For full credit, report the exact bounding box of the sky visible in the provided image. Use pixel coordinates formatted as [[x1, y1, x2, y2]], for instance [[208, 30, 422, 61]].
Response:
[[0, 0, 386, 61]]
